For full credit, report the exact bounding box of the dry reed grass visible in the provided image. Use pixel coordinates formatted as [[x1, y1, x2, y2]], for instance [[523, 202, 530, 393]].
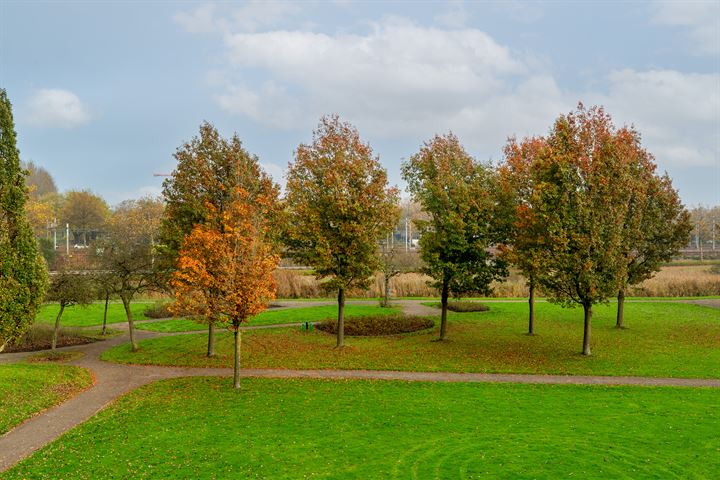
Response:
[[274, 265, 720, 299]]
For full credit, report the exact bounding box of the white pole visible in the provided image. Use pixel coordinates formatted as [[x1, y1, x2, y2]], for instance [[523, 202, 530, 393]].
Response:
[[405, 217, 409, 252], [66, 223, 70, 255], [408, 220, 412, 250]]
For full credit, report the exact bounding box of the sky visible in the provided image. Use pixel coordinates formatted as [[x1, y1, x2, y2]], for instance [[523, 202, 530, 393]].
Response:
[[1, 0, 718, 206]]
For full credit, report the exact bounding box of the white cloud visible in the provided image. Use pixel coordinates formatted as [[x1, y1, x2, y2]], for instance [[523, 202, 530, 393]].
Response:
[[591, 69, 720, 168], [26, 89, 90, 128], [215, 16, 527, 137], [652, 1, 720, 55], [177, 8, 718, 171]]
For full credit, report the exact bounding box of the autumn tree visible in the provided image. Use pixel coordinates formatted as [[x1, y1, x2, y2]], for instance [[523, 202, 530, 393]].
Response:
[[688, 206, 719, 257], [46, 259, 94, 350], [93, 270, 116, 336], [0, 89, 48, 352], [100, 197, 163, 351], [402, 133, 508, 340], [23, 161, 57, 198], [521, 104, 635, 355], [160, 122, 280, 356], [171, 187, 280, 389], [498, 136, 547, 335], [378, 238, 417, 307], [61, 190, 109, 246], [614, 139, 691, 327], [285, 115, 398, 347]]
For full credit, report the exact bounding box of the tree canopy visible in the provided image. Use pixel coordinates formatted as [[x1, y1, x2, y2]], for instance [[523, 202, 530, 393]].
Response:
[[60, 190, 110, 245], [100, 197, 163, 351], [402, 133, 507, 340], [285, 115, 398, 347], [161, 122, 281, 356], [518, 104, 637, 355], [171, 187, 280, 389]]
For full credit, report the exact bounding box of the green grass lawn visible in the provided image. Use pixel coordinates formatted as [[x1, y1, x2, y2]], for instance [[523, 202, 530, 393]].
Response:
[[5, 377, 718, 479], [103, 302, 720, 378], [36, 302, 152, 327], [137, 305, 400, 332], [0, 363, 92, 434]]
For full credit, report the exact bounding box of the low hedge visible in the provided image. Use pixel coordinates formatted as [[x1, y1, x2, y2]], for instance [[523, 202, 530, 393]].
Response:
[[143, 302, 177, 319], [438, 301, 490, 313], [316, 314, 434, 336]]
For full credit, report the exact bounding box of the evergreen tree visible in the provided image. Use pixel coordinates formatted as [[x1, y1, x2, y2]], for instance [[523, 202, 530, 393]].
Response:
[[0, 89, 48, 352]]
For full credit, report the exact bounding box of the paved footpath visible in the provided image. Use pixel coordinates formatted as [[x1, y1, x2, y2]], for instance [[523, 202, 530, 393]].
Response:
[[1, 299, 718, 472]]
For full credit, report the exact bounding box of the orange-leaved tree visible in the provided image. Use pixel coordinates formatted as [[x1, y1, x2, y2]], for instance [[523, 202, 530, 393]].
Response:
[[171, 187, 280, 389], [285, 115, 399, 348], [160, 123, 281, 357]]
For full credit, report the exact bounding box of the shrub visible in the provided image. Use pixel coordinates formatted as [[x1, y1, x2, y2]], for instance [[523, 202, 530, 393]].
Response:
[[144, 301, 178, 319], [316, 314, 434, 336], [444, 301, 490, 312], [6, 323, 97, 352]]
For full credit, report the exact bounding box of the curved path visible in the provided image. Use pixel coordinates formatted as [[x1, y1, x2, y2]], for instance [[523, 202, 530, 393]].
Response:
[[1, 299, 718, 472]]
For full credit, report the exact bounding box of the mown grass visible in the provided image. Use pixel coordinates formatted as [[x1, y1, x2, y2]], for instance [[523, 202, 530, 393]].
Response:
[[136, 305, 400, 332], [0, 363, 93, 434], [5, 377, 719, 479], [36, 302, 152, 327], [103, 302, 720, 378]]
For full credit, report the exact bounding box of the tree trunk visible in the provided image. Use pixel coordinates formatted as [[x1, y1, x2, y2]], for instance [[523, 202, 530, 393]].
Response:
[[382, 274, 391, 307], [233, 328, 242, 389], [0, 343, 5, 354], [52, 304, 65, 351], [582, 302, 592, 356], [439, 280, 449, 341], [101, 292, 109, 335], [122, 296, 139, 352], [528, 280, 535, 335], [616, 289, 625, 329], [207, 322, 216, 357], [336, 288, 345, 348]]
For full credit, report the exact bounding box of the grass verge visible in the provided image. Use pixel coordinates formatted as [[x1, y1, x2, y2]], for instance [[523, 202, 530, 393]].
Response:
[[136, 305, 400, 332], [0, 363, 92, 434], [102, 302, 720, 378], [5, 377, 718, 479], [36, 302, 152, 327]]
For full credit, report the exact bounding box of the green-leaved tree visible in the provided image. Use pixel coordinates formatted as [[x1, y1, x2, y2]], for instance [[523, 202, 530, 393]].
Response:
[[522, 105, 635, 355], [402, 133, 508, 340], [46, 257, 94, 350], [285, 115, 398, 348], [160, 122, 280, 356], [615, 139, 691, 327]]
